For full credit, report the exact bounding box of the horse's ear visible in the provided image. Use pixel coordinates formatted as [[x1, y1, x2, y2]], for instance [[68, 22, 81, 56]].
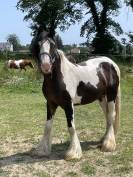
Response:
[[48, 29, 55, 39]]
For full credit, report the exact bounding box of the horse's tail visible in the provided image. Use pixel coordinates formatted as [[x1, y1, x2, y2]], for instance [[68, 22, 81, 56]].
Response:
[[114, 75, 121, 135]]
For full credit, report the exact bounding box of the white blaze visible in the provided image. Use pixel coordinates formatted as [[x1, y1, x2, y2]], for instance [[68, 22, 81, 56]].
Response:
[[40, 40, 51, 64]]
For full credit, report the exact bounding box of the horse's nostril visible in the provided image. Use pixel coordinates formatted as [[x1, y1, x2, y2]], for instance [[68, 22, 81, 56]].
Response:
[[41, 63, 51, 72]]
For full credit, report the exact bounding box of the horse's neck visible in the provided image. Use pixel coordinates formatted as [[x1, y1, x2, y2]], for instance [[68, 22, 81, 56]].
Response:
[[44, 50, 76, 86], [44, 55, 62, 83]]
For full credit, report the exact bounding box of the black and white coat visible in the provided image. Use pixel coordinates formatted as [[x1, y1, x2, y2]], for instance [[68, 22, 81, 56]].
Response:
[[30, 31, 120, 160]]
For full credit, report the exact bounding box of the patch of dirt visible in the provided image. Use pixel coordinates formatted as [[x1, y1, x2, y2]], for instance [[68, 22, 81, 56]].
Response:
[[0, 136, 131, 177]]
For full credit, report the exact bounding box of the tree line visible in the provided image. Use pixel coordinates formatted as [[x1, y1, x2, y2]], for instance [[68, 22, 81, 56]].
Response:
[[7, 1, 133, 55]]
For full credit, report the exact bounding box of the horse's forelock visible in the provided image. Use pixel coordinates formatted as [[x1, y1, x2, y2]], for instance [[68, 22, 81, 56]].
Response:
[[38, 31, 49, 41]]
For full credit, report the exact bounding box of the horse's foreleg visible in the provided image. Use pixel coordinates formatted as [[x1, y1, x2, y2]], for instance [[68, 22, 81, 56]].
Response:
[[30, 102, 57, 157], [64, 103, 82, 160], [29, 62, 34, 69], [101, 101, 116, 152]]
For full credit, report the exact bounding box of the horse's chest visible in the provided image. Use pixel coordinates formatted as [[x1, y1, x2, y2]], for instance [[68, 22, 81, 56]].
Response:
[[43, 82, 62, 103]]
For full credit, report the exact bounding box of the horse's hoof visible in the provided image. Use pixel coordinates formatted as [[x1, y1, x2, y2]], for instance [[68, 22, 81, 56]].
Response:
[[28, 148, 50, 157], [101, 139, 116, 152], [65, 151, 82, 161]]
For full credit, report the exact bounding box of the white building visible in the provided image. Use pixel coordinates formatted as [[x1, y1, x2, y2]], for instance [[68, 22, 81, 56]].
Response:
[[70, 48, 80, 54], [0, 42, 13, 52]]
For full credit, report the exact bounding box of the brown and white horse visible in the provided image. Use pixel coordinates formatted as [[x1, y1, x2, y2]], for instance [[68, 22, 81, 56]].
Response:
[[30, 30, 121, 160], [7, 59, 34, 71]]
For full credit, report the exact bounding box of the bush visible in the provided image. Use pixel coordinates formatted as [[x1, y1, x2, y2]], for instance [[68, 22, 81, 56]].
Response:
[[7, 52, 33, 60], [0, 51, 33, 61], [0, 51, 8, 61]]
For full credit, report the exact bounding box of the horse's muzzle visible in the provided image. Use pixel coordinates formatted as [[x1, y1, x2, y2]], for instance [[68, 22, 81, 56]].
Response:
[[40, 63, 52, 74]]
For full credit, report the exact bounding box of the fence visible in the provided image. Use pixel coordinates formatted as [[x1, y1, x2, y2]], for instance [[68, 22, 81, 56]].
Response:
[[0, 51, 133, 64], [70, 53, 133, 64]]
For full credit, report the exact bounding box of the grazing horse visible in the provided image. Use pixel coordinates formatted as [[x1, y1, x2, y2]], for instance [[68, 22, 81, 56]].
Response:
[[30, 30, 120, 160], [7, 59, 34, 71]]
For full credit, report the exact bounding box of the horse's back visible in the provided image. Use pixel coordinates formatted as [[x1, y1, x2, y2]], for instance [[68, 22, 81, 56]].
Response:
[[84, 56, 119, 70]]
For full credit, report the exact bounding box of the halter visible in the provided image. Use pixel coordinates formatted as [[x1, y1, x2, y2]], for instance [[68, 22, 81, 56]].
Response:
[[39, 39, 56, 64], [39, 52, 55, 64]]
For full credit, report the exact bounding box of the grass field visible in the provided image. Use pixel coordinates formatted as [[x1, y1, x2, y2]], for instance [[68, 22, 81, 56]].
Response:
[[0, 61, 133, 177]]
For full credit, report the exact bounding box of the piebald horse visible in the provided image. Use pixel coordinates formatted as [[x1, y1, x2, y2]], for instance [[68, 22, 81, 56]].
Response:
[[30, 30, 120, 160], [7, 59, 34, 71]]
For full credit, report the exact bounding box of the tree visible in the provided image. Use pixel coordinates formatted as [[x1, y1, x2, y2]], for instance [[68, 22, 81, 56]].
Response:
[[128, 32, 133, 44], [80, 0, 123, 54], [17, 0, 124, 54], [125, 0, 133, 9], [17, 0, 82, 36], [7, 34, 21, 51], [125, 0, 133, 57]]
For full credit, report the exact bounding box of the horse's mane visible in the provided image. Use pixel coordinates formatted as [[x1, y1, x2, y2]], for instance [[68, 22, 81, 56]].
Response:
[[57, 50, 70, 62], [57, 50, 64, 57], [57, 50, 77, 64]]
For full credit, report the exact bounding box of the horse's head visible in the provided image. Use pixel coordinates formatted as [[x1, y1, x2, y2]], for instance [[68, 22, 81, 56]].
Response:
[[32, 29, 57, 74]]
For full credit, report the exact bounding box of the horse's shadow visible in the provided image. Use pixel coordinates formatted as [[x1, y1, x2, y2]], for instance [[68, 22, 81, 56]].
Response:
[[0, 140, 101, 167]]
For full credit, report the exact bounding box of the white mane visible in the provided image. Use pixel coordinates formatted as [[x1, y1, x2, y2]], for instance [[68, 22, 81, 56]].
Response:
[[57, 50, 67, 61]]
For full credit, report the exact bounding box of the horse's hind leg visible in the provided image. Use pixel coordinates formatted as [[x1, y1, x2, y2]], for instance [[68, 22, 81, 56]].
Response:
[[64, 102, 82, 160], [101, 100, 116, 152], [99, 97, 108, 142], [99, 97, 107, 117], [30, 102, 57, 157]]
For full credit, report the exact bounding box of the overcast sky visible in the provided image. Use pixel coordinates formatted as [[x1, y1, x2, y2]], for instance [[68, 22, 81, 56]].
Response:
[[0, 0, 133, 45]]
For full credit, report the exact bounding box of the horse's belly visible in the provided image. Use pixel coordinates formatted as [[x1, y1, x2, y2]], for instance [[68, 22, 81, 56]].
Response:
[[73, 82, 104, 105], [73, 94, 98, 105], [73, 94, 82, 105], [10, 63, 19, 69]]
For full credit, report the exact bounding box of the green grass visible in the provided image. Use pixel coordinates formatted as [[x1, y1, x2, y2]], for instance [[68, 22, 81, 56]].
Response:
[[0, 61, 133, 177], [66, 171, 78, 177], [81, 162, 96, 176]]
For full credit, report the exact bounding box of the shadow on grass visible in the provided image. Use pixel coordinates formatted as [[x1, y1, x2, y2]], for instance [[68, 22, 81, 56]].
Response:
[[0, 140, 101, 167]]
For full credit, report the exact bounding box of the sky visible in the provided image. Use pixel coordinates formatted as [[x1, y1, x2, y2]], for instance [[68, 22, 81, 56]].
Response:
[[0, 0, 133, 45]]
